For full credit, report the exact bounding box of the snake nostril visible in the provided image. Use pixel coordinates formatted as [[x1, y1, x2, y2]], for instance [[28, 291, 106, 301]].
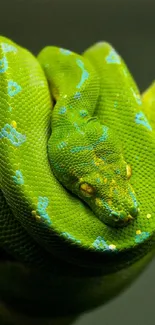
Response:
[[129, 206, 139, 218]]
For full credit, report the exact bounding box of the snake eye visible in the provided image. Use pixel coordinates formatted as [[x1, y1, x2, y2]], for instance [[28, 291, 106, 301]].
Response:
[[80, 183, 95, 197]]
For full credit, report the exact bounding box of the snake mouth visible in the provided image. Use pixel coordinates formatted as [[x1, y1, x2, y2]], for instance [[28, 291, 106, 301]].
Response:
[[111, 211, 132, 223], [110, 206, 139, 226]]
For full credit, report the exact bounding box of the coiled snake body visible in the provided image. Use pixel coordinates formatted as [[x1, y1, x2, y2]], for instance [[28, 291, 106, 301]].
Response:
[[0, 36, 155, 322]]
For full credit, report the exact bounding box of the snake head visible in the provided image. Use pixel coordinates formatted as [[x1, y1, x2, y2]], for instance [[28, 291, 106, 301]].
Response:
[[49, 117, 139, 228], [76, 166, 139, 228]]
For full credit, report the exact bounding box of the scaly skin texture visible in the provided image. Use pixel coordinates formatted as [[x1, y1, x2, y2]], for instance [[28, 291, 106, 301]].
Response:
[[38, 46, 139, 227], [0, 36, 155, 323]]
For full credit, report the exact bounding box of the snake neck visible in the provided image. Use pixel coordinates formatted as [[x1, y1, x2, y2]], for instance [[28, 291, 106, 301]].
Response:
[[51, 98, 96, 133]]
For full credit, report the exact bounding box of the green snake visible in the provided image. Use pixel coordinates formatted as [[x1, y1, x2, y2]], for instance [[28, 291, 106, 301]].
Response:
[[0, 36, 155, 324]]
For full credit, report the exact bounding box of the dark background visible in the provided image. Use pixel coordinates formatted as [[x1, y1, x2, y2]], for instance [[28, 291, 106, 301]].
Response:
[[0, 0, 155, 324]]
